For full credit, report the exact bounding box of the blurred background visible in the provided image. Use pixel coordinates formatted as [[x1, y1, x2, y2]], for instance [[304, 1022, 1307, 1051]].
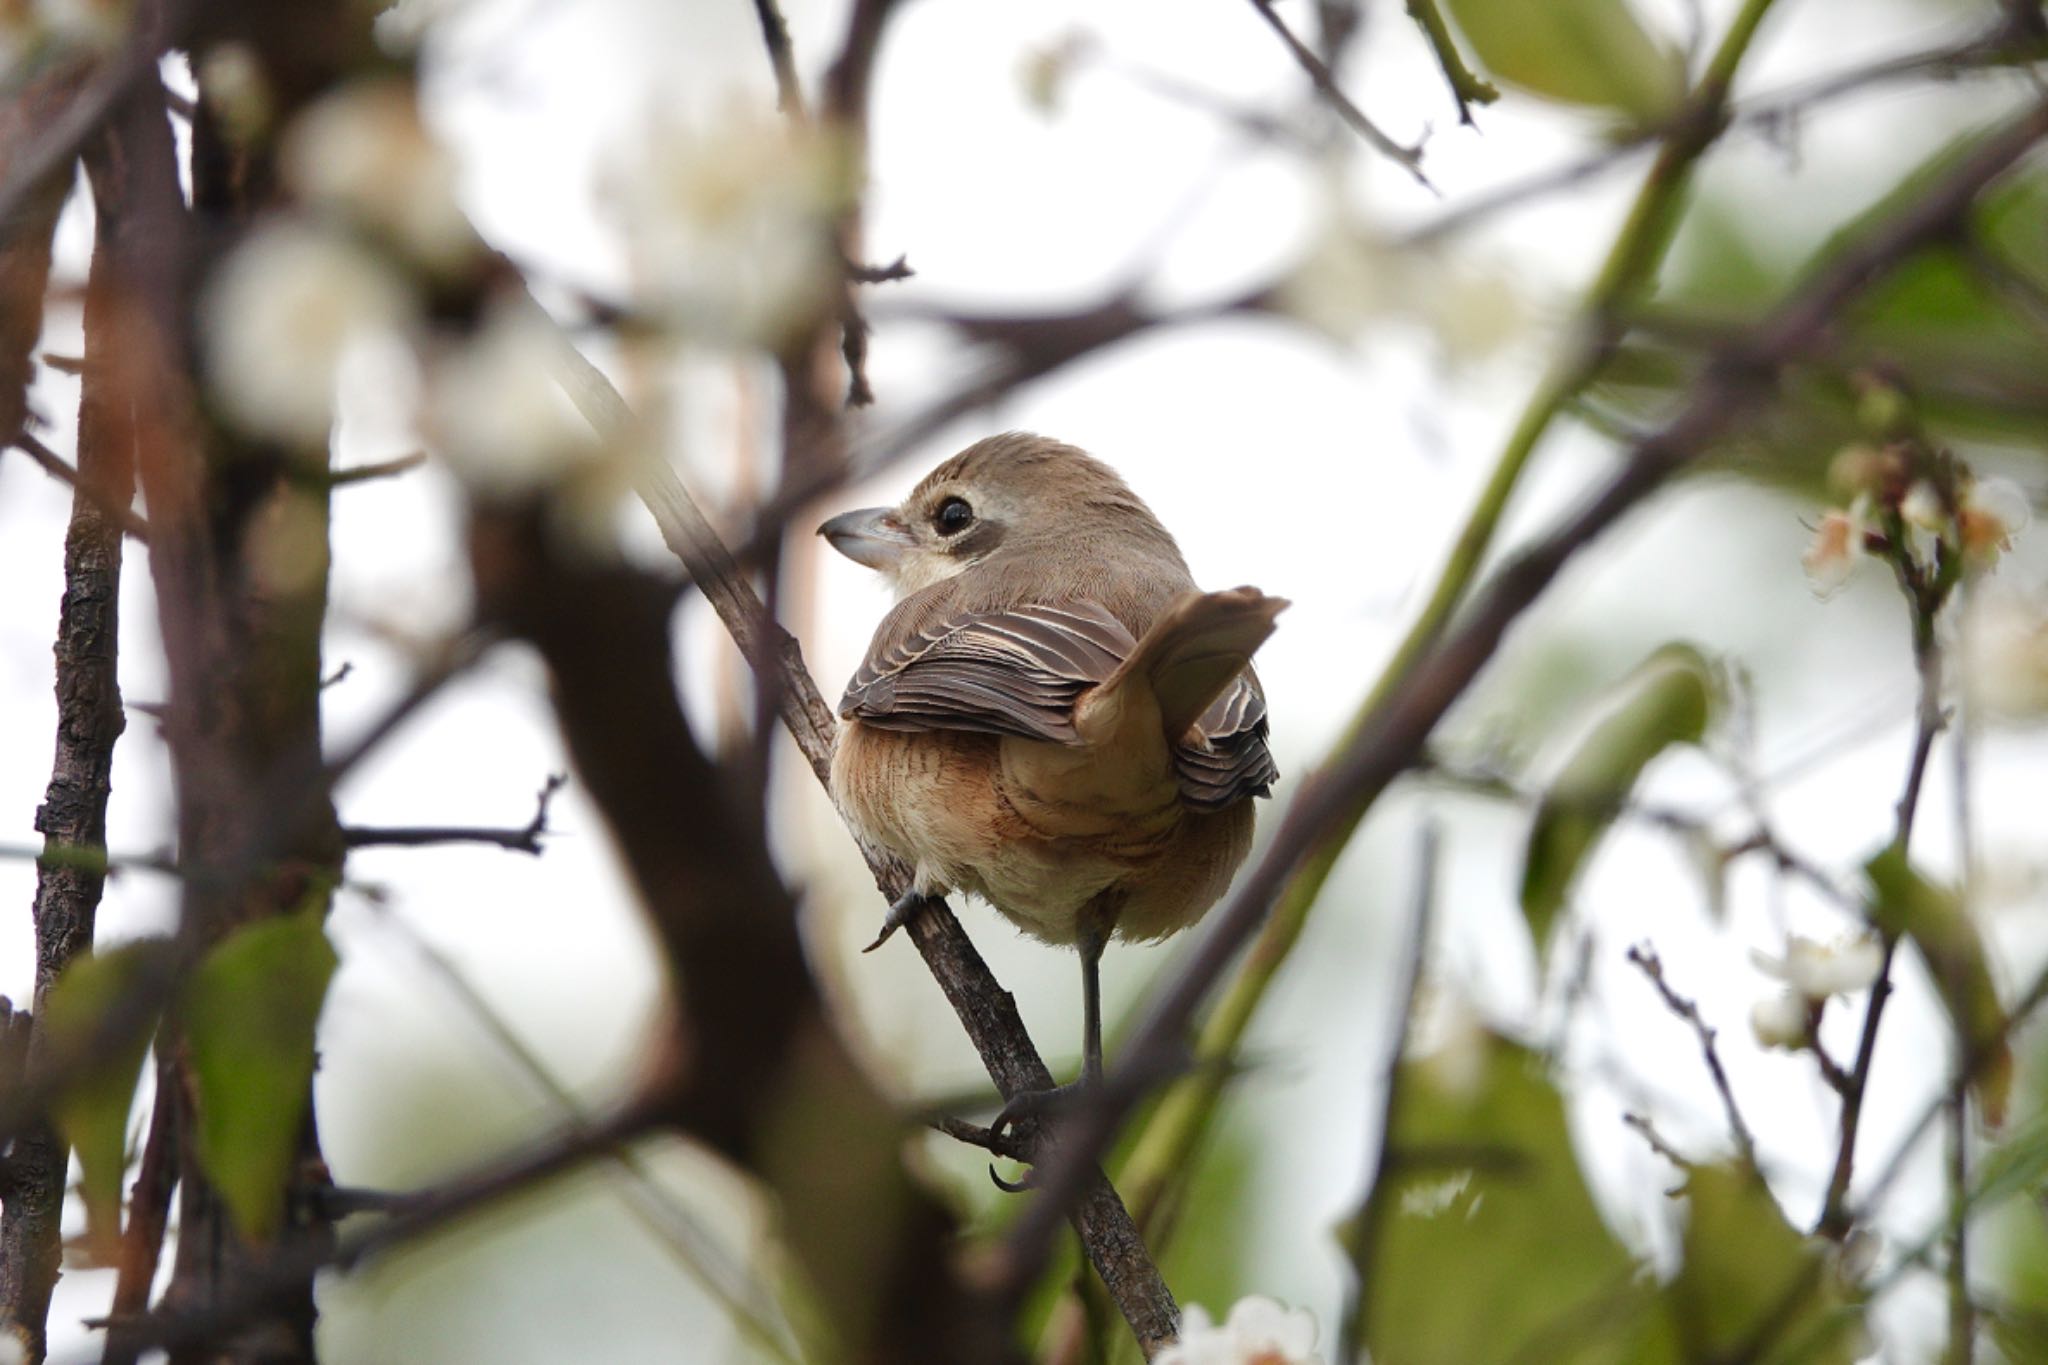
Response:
[[5, 0, 2048, 1360]]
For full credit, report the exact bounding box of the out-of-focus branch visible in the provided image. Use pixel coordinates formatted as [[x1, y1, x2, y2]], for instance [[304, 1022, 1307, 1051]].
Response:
[[6, 433, 151, 540], [1405, 0, 1498, 125], [995, 86, 2048, 1295], [341, 774, 566, 857], [1335, 824, 1437, 1361], [1244, 0, 1431, 185], [750, 0, 808, 118], [1624, 945, 1760, 1170]]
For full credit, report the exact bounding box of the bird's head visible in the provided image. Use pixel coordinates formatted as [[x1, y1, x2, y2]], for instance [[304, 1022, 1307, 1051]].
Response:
[[817, 432, 1182, 598]]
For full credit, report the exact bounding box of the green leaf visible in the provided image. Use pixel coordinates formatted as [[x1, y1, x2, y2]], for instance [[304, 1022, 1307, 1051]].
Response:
[[179, 908, 338, 1241], [43, 939, 172, 1257], [1521, 643, 1716, 948], [1666, 1164, 1863, 1363], [1441, 0, 1684, 121], [1353, 1032, 1677, 1363], [1972, 1110, 2048, 1214], [1865, 847, 2011, 1127]]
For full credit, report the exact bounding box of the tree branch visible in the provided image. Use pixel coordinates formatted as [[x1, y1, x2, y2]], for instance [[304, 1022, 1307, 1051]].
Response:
[[1245, 0, 1431, 185], [1624, 944, 1760, 1170], [341, 774, 567, 857]]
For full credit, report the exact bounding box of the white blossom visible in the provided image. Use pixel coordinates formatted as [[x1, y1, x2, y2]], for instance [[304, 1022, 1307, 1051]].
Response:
[[1157, 1296, 1324, 1365], [605, 111, 850, 345], [1801, 501, 1868, 597], [201, 220, 416, 446], [1750, 933, 1883, 1002], [1277, 208, 1524, 366], [1959, 476, 2029, 567], [1749, 989, 1809, 1051], [283, 78, 477, 272], [1898, 480, 1946, 534], [423, 297, 598, 498], [1964, 590, 2048, 720]]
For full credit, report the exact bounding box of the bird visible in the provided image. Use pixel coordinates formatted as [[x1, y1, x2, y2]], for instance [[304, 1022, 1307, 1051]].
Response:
[[819, 432, 1284, 1126]]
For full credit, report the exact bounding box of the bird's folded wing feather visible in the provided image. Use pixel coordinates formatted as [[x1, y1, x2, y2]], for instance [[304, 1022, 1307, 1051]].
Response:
[[838, 600, 1137, 743], [841, 597, 1280, 807], [1173, 673, 1278, 810]]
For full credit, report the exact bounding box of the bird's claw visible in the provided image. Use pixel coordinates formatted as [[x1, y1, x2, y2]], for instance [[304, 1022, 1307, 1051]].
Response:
[[989, 1079, 1085, 1142], [863, 889, 931, 953], [988, 1162, 1036, 1193]]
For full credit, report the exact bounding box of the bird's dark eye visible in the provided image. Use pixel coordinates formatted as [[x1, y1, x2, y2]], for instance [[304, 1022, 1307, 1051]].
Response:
[[932, 496, 974, 536]]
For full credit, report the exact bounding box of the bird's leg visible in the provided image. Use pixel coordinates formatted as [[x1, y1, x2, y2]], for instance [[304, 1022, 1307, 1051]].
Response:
[[990, 920, 1112, 1144], [863, 887, 934, 953]]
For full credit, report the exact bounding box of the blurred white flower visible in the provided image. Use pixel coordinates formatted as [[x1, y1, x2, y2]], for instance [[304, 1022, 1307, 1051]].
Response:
[[1959, 476, 2029, 568], [38, 0, 127, 51], [1898, 479, 1946, 535], [283, 78, 477, 272], [1018, 31, 1092, 116], [423, 297, 598, 499], [1277, 207, 1523, 367], [1749, 989, 1809, 1051], [1157, 1296, 1323, 1365], [1964, 590, 2048, 720], [605, 111, 851, 345], [1800, 502, 1867, 597], [195, 42, 272, 146], [201, 220, 416, 446], [1750, 933, 1882, 1001]]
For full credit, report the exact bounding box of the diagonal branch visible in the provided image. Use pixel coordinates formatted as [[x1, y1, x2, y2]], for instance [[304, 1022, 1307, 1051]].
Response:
[[1245, 0, 1431, 185]]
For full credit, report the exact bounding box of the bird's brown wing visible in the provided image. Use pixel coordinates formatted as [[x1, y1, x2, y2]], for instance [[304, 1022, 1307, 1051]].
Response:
[[839, 600, 1137, 743], [1172, 671, 1277, 811]]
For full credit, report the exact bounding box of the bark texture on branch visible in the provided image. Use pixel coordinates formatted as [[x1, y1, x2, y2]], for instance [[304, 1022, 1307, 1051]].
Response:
[[0, 58, 128, 1365]]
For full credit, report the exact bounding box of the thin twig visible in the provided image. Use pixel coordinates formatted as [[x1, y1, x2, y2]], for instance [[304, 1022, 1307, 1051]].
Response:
[[7, 432, 150, 541], [1244, 0, 1431, 186], [1336, 821, 1438, 1361], [325, 451, 427, 486], [342, 773, 567, 857], [750, 0, 809, 118], [1625, 944, 1760, 1170], [1622, 1111, 1696, 1174], [1405, 0, 1498, 125]]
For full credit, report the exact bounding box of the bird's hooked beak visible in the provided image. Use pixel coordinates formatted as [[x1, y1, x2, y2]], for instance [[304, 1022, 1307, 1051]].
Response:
[[818, 506, 915, 572]]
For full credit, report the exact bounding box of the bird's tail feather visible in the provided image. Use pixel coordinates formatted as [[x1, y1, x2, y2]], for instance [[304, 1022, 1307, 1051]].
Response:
[[1104, 587, 1287, 739]]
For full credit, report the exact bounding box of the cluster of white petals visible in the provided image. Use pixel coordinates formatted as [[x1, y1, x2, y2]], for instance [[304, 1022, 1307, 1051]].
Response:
[[201, 221, 416, 447], [1966, 591, 2048, 720], [606, 112, 850, 345], [1157, 1296, 1324, 1365], [1275, 203, 1524, 366], [1752, 933, 1884, 1000], [1801, 500, 1868, 597], [284, 79, 477, 271], [1749, 991, 1810, 1051], [1748, 933, 1882, 1050], [422, 297, 598, 499]]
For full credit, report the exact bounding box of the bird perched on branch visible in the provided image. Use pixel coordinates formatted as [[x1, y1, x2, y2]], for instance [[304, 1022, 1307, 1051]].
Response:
[[821, 432, 1284, 1125]]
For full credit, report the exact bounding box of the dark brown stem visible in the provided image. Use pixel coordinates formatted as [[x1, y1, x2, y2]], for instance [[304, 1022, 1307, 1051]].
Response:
[[101, 1063, 179, 1365], [1625, 945, 1759, 1170], [0, 58, 138, 1352], [342, 774, 566, 856], [1816, 542, 1950, 1239]]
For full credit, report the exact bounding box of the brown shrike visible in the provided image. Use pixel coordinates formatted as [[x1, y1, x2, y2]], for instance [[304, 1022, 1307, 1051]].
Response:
[[820, 433, 1284, 1120]]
